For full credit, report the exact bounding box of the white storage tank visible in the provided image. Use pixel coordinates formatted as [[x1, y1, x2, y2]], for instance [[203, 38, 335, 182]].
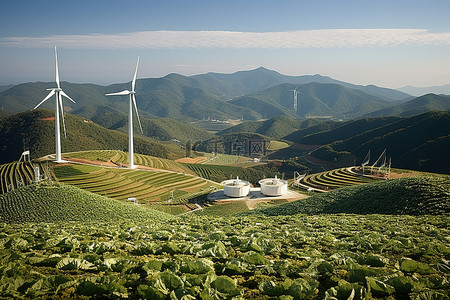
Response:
[[221, 176, 250, 198], [259, 175, 288, 196]]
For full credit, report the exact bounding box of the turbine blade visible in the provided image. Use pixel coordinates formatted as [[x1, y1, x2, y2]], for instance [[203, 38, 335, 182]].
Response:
[[132, 56, 140, 92], [55, 46, 60, 89], [105, 90, 130, 96], [132, 94, 143, 134], [33, 90, 55, 109], [61, 90, 76, 103], [59, 93, 67, 138]]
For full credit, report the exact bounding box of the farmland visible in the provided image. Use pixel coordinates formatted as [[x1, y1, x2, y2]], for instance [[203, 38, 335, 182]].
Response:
[[0, 152, 449, 298], [0, 214, 447, 299], [53, 163, 219, 204]]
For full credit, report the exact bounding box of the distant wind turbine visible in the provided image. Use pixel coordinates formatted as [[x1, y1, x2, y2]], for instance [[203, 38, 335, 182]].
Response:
[[33, 46, 76, 163], [290, 86, 300, 111], [105, 57, 143, 169]]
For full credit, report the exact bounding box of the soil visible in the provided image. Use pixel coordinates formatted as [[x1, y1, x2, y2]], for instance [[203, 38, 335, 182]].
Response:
[[175, 157, 208, 164]]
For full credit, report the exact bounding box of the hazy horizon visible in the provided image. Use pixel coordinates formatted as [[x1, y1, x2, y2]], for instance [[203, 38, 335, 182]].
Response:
[[1, 0, 449, 88]]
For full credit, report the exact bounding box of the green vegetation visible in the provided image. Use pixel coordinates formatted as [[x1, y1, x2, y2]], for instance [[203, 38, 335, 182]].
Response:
[[195, 201, 250, 216], [298, 167, 379, 191], [310, 111, 450, 173], [0, 182, 171, 223], [0, 214, 447, 298], [185, 163, 272, 185], [245, 176, 450, 216], [0, 109, 185, 164], [74, 105, 215, 143], [64, 150, 193, 174], [366, 93, 450, 117], [218, 116, 324, 140], [229, 82, 391, 119], [0, 161, 53, 194], [53, 163, 216, 204]]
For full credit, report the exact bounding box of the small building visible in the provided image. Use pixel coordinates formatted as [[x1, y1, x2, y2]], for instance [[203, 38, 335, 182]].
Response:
[[221, 176, 250, 198], [259, 175, 288, 196]]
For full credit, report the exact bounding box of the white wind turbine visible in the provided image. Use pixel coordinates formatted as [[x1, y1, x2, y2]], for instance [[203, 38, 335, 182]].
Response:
[[290, 86, 300, 111], [33, 46, 76, 163], [105, 57, 143, 169]]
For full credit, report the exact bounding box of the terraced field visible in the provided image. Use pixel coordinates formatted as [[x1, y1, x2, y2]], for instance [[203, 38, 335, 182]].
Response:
[[297, 167, 381, 191], [0, 161, 52, 194], [53, 164, 219, 204], [64, 150, 194, 174]]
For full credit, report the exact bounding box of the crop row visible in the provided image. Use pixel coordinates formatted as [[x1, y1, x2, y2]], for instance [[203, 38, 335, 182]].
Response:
[[54, 164, 211, 204], [1, 214, 447, 298], [299, 167, 382, 191], [0, 162, 51, 194]]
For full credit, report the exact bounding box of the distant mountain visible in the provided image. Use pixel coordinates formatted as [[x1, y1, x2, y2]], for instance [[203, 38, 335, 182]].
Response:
[[230, 82, 393, 119], [365, 94, 450, 117], [0, 109, 185, 164], [0, 67, 414, 123], [309, 111, 450, 173], [193, 67, 411, 101], [218, 115, 325, 139], [398, 84, 450, 97]]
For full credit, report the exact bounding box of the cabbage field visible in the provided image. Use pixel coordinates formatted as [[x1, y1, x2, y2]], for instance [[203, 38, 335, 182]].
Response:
[[0, 214, 448, 299]]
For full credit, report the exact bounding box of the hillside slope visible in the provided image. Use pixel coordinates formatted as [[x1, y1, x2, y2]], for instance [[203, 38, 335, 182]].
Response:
[[309, 111, 450, 172], [0, 109, 184, 164], [192, 67, 411, 101], [244, 176, 450, 216], [230, 82, 392, 119], [365, 93, 450, 117], [0, 182, 172, 223], [72, 105, 215, 143], [218, 116, 324, 139]]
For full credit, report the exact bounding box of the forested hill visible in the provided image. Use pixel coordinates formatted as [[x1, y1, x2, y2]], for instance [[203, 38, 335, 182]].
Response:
[[365, 93, 450, 117], [71, 104, 215, 144], [0, 109, 185, 164], [217, 116, 324, 139], [0, 67, 413, 122], [309, 111, 450, 173]]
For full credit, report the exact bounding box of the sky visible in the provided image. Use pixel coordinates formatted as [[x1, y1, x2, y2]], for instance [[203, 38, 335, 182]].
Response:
[[0, 0, 449, 88]]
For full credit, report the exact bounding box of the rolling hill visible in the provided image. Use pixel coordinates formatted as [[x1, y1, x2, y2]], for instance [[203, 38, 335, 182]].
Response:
[[0, 182, 172, 223], [192, 67, 411, 101], [285, 116, 402, 145], [244, 176, 450, 216], [71, 104, 215, 143], [365, 93, 450, 117], [217, 115, 325, 139], [0, 67, 413, 123], [0, 109, 185, 164], [309, 111, 450, 173], [229, 82, 393, 119]]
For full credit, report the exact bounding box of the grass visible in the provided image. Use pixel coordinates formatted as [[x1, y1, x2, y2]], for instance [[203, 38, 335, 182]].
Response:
[[267, 140, 290, 151], [244, 176, 450, 216], [53, 164, 218, 204], [194, 200, 250, 216], [0, 181, 172, 223]]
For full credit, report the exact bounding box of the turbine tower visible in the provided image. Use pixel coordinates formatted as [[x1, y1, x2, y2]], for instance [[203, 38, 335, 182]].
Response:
[[105, 57, 143, 169], [290, 86, 300, 111], [33, 47, 76, 163]]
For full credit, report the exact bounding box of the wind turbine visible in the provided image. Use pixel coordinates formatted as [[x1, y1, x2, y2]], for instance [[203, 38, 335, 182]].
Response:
[[105, 57, 143, 169], [290, 86, 300, 111], [33, 46, 76, 163]]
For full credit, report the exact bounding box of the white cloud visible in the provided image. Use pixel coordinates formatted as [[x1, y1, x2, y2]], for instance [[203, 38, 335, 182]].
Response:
[[1, 29, 450, 49]]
